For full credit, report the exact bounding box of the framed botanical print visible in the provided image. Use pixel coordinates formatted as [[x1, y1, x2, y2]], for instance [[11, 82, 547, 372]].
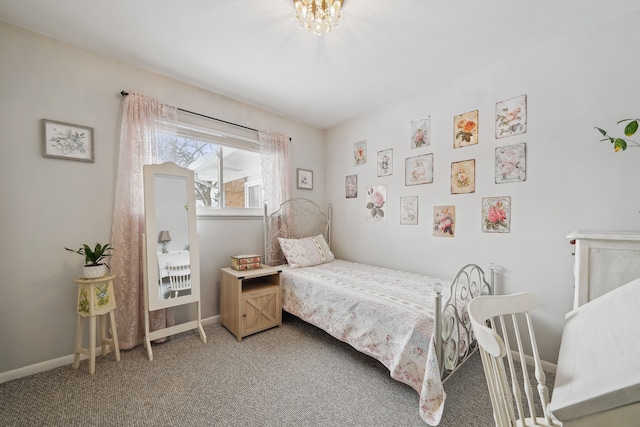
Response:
[[377, 148, 393, 177], [495, 95, 527, 138], [400, 196, 418, 225], [451, 159, 475, 194], [365, 185, 386, 222], [354, 140, 367, 166], [411, 116, 430, 148], [482, 196, 511, 233], [42, 119, 94, 162], [405, 154, 434, 186], [433, 206, 455, 237], [454, 110, 478, 148], [345, 174, 357, 198], [296, 168, 313, 190], [495, 143, 526, 183]]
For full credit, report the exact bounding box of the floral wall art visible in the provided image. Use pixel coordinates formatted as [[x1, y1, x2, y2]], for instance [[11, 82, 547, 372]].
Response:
[[377, 148, 393, 177], [405, 154, 433, 186], [495, 143, 526, 183], [433, 206, 455, 237], [482, 196, 511, 233], [454, 110, 478, 148], [411, 117, 430, 148], [400, 196, 418, 225], [365, 185, 386, 222], [42, 119, 94, 162], [345, 174, 358, 198], [354, 140, 367, 166], [450, 159, 475, 194], [495, 95, 527, 138]]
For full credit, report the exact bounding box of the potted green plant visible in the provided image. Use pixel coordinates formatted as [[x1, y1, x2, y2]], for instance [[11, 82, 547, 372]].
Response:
[[65, 243, 113, 279]]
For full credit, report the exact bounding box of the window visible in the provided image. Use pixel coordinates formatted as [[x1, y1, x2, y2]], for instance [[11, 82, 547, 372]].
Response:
[[157, 114, 263, 214]]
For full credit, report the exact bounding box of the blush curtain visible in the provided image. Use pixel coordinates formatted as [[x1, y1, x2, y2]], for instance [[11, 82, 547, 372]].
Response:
[[110, 91, 178, 349], [259, 131, 292, 216]]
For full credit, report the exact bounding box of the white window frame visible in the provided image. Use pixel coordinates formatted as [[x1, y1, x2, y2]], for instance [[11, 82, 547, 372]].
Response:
[[173, 112, 264, 218]]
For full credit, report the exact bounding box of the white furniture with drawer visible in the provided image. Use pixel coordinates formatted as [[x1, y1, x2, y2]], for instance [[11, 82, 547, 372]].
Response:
[[567, 230, 640, 309]]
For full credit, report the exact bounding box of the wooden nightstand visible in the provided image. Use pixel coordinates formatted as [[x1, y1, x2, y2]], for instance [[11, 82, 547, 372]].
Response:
[[220, 265, 282, 341]]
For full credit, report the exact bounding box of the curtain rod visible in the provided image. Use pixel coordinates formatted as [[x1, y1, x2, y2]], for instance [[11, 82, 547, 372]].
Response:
[[120, 90, 258, 133]]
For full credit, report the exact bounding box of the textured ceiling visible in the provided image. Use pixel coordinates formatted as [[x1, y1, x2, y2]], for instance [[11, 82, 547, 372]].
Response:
[[1, 0, 639, 129]]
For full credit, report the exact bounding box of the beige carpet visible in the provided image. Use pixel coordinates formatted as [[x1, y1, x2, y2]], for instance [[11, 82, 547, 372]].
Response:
[[0, 313, 553, 426]]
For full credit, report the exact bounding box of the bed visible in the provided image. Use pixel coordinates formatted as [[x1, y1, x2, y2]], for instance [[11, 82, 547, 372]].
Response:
[[263, 198, 494, 425]]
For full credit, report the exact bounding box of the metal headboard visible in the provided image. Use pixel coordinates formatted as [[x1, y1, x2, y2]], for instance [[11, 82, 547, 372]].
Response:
[[263, 198, 332, 266]]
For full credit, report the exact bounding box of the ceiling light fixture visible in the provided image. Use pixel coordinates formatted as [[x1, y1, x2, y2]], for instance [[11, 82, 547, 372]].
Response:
[[293, 0, 344, 36]]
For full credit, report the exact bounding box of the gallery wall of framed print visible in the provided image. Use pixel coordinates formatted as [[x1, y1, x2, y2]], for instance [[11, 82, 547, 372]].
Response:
[[296, 168, 313, 190], [495, 143, 526, 183], [451, 159, 476, 194], [482, 196, 511, 233], [377, 149, 393, 177], [495, 94, 527, 138], [42, 119, 94, 162], [410, 116, 430, 148], [345, 174, 358, 198], [405, 153, 434, 186], [454, 110, 478, 148]]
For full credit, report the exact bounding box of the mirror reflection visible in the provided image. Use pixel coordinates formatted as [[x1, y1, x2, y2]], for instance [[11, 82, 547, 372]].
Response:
[[154, 174, 192, 300]]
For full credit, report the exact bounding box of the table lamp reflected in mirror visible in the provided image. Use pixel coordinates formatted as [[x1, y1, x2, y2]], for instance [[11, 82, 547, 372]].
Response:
[[158, 230, 171, 253]]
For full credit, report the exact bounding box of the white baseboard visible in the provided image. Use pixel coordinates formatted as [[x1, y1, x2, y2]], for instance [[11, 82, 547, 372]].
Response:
[[0, 315, 220, 384], [511, 349, 557, 374]]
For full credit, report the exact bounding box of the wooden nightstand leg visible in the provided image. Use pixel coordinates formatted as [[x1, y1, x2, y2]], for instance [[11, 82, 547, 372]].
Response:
[[73, 314, 83, 369]]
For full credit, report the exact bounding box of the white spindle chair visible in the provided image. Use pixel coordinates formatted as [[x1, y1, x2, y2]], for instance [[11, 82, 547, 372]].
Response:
[[166, 263, 191, 298], [468, 293, 560, 427]]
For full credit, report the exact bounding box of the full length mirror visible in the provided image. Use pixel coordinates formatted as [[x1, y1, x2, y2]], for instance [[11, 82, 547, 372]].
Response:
[[142, 162, 206, 360], [143, 162, 201, 311]]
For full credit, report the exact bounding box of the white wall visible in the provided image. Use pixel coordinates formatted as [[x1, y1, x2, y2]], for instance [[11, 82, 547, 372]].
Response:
[[323, 11, 640, 363], [0, 21, 324, 375]]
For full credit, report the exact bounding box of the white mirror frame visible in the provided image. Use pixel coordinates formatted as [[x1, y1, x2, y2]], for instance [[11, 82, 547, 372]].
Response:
[[142, 162, 206, 360]]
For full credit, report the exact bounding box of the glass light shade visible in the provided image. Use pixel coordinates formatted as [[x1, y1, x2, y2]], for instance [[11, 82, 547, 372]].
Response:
[[293, 0, 343, 36]]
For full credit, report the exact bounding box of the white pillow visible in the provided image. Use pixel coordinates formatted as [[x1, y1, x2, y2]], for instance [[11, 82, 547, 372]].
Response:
[[277, 234, 334, 269]]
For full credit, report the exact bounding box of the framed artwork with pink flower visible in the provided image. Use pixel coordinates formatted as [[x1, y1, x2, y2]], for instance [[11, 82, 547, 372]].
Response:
[[411, 116, 430, 149], [345, 174, 357, 198], [365, 185, 386, 222], [354, 140, 367, 166], [400, 196, 418, 225], [433, 206, 455, 237], [451, 159, 475, 194], [454, 110, 478, 148], [377, 148, 393, 177], [482, 196, 511, 233], [495, 143, 526, 183], [495, 95, 527, 139], [405, 154, 433, 186]]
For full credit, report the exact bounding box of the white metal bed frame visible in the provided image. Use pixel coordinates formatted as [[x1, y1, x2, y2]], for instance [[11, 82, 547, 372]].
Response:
[[264, 198, 494, 381]]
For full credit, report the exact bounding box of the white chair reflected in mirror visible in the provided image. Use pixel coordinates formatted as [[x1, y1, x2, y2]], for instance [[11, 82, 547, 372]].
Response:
[[166, 263, 191, 298], [468, 293, 560, 427]]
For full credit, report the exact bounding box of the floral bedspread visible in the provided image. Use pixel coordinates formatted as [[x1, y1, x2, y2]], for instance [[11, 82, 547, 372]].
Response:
[[280, 259, 452, 425]]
